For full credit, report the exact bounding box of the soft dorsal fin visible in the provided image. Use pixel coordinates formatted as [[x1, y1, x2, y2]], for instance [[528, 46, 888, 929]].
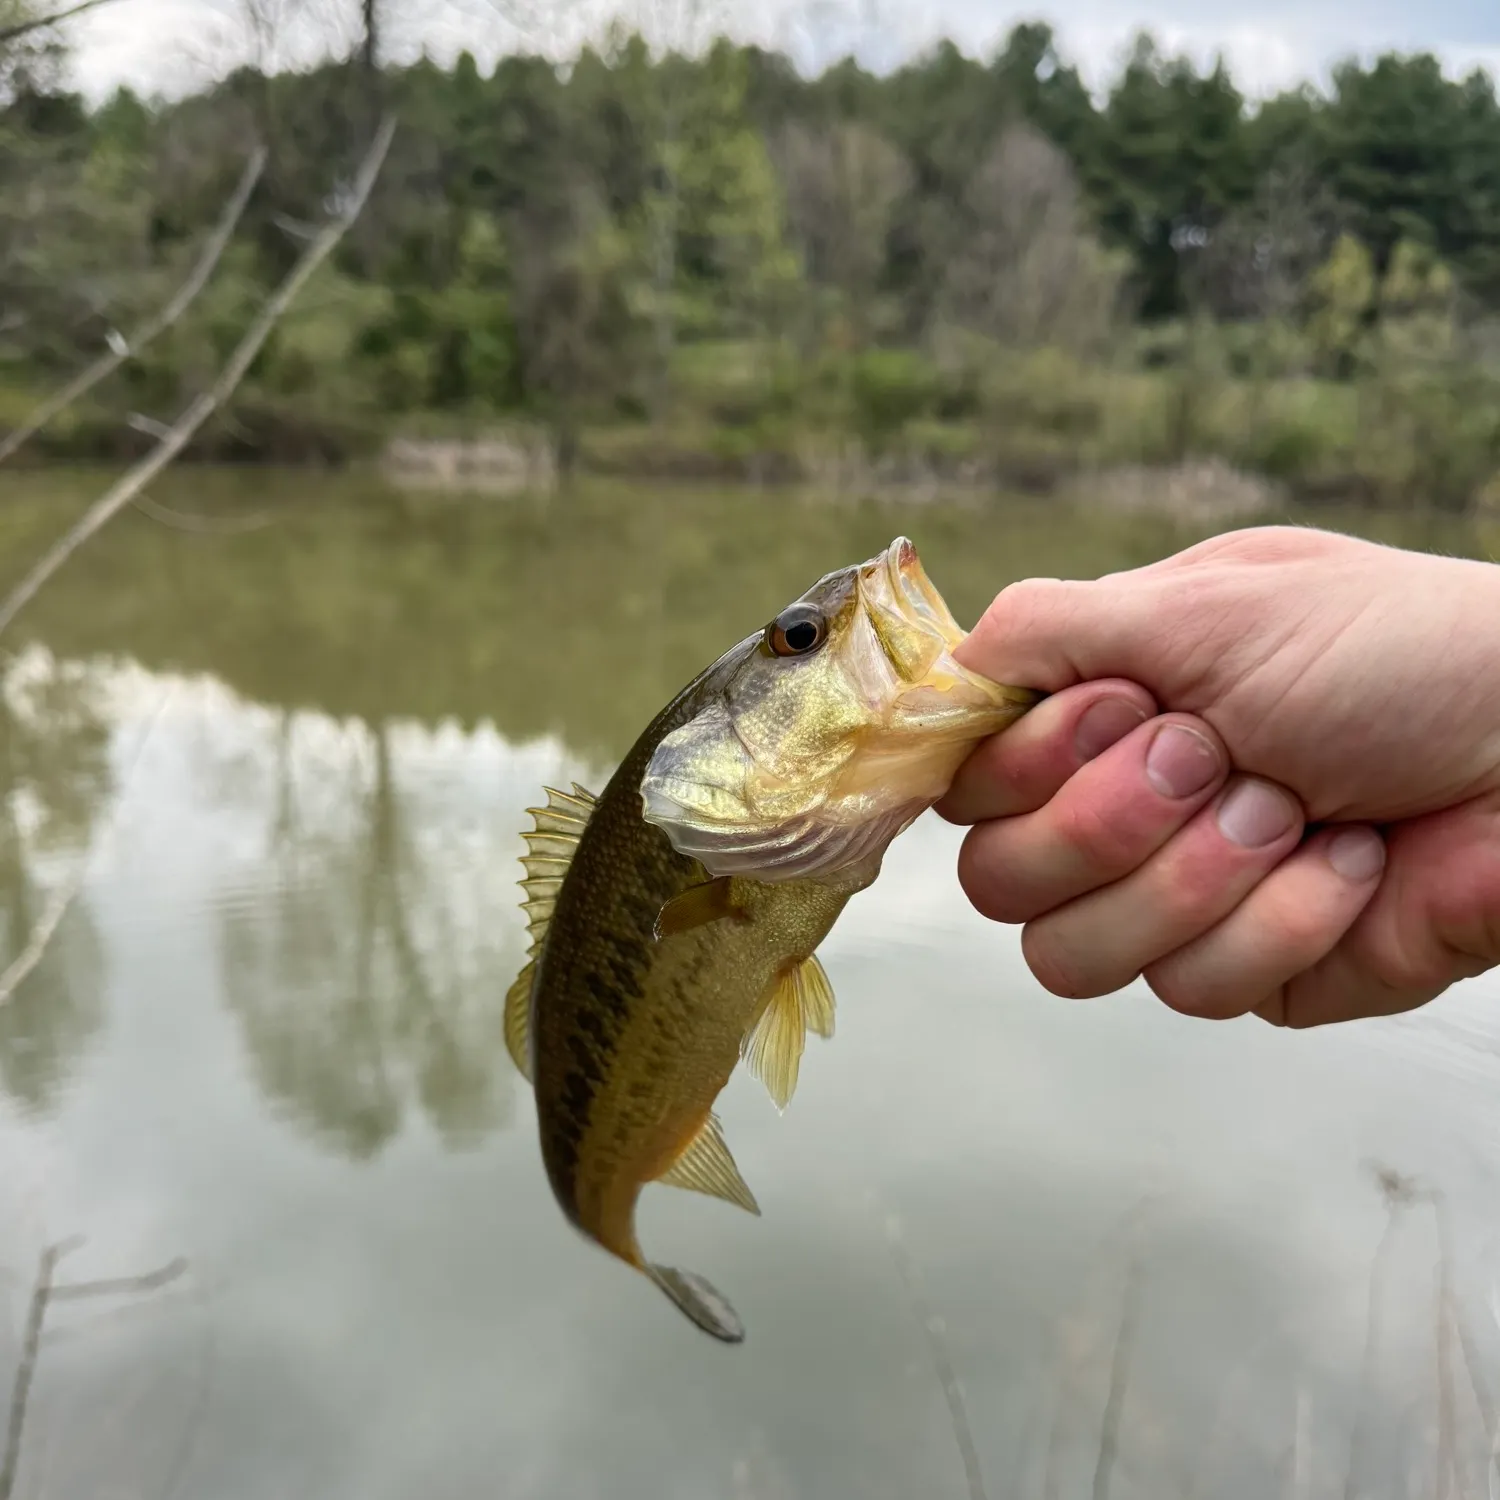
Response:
[[505, 783, 598, 1083], [504, 961, 534, 1081], [742, 954, 836, 1112], [657, 1111, 760, 1215]]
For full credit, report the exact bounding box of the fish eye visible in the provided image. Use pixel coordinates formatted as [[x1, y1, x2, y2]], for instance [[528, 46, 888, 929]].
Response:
[[765, 604, 827, 658]]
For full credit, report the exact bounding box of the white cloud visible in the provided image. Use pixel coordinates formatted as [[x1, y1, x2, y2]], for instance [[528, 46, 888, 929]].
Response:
[[61, 0, 1500, 104]]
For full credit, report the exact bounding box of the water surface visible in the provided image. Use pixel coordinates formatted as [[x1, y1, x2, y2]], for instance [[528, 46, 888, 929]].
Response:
[[1, 469, 1499, 1500]]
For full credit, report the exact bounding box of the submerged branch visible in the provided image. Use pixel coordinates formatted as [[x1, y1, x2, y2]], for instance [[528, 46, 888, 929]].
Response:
[[0, 1240, 185, 1500], [0, 146, 267, 469], [1091, 1254, 1142, 1500], [0, 1240, 74, 1500], [885, 1212, 989, 1500], [51, 1256, 187, 1302], [0, 116, 395, 642]]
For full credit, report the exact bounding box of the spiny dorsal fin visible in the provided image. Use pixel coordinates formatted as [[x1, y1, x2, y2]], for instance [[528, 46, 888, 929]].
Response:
[[506, 784, 598, 1087], [742, 954, 837, 1112], [515, 783, 598, 960], [504, 961, 534, 1082], [657, 1112, 760, 1215]]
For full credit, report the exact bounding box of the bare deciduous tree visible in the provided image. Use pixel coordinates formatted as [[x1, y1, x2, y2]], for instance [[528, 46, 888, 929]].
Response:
[[771, 118, 911, 346], [938, 122, 1124, 355], [1185, 157, 1342, 324], [509, 179, 644, 473]]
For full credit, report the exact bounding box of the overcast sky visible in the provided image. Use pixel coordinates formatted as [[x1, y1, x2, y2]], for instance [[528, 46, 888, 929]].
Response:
[[63, 0, 1500, 105]]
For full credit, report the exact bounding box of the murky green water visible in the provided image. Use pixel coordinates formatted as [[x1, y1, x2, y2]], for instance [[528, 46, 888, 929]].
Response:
[[2, 467, 1500, 1500]]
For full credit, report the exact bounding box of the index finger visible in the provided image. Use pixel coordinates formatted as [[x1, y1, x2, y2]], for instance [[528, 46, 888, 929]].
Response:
[[937, 678, 1157, 825]]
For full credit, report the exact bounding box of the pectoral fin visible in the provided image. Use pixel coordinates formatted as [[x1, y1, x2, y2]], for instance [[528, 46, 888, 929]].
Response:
[[658, 1112, 760, 1215], [653, 876, 748, 941], [743, 954, 837, 1112]]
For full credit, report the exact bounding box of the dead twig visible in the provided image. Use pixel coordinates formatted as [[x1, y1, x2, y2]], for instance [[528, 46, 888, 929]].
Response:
[[0, 679, 175, 1009], [884, 1212, 988, 1500], [0, 115, 396, 642], [1288, 1382, 1311, 1500], [0, 0, 125, 44], [0, 859, 84, 1008], [0, 1239, 77, 1500], [0, 147, 267, 469], [130, 494, 273, 535], [1344, 1163, 1418, 1500], [0, 1240, 185, 1500], [1091, 1252, 1142, 1500], [51, 1257, 188, 1302]]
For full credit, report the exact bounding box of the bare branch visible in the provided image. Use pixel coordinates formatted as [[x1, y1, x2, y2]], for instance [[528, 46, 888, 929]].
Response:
[[0, 114, 397, 642], [0, 146, 268, 468], [0, 857, 86, 1007], [0, 1240, 185, 1500], [131, 494, 273, 533], [0, 0, 127, 45], [885, 1212, 988, 1500], [51, 1256, 188, 1300], [0, 1242, 71, 1500], [1091, 1253, 1142, 1500], [0, 681, 175, 1009]]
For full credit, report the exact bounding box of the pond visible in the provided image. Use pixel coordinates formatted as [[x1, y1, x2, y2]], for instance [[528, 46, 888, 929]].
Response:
[[1, 467, 1499, 1500]]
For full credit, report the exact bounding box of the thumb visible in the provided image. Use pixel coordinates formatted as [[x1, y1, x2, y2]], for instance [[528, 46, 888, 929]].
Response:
[[955, 576, 1167, 696]]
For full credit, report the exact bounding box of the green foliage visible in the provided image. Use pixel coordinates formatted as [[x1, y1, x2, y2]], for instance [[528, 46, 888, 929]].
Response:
[[4, 18, 1500, 507], [354, 210, 519, 411], [846, 349, 940, 441], [1307, 233, 1377, 375]]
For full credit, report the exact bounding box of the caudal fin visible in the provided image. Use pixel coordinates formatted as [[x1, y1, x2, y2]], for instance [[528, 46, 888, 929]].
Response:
[[648, 1263, 746, 1343]]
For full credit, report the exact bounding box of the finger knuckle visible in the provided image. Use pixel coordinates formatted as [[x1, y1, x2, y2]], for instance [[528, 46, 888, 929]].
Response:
[[957, 834, 1034, 924], [1053, 794, 1144, 875], [1144, 962, 1212, 1016], [1220, 524, 1328, 564], [1023, 925, 1112, 999], [1144, 962, 1258, 1020], [977, 577, 1073, 637]]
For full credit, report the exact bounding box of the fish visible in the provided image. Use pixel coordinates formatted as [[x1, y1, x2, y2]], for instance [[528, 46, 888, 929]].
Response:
[[503, 536, 1036, 1343]]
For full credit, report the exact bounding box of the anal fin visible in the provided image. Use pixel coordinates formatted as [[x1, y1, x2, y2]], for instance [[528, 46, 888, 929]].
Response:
[[743, 954, 837, 1112], [658, 1112, 760, 1215]]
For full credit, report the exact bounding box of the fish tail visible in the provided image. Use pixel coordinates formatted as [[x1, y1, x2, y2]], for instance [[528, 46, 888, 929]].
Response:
[[646, 1262, 746, 1343]]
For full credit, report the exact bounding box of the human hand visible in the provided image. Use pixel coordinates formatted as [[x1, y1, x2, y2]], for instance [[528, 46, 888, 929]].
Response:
[[937, 526, 1500, 1027]]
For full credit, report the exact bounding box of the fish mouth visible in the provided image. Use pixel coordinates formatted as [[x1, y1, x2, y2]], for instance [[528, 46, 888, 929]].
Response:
[[857, 536, 1036, 718], [878, 535, 967, 650], [640, 537, 1038, 886]]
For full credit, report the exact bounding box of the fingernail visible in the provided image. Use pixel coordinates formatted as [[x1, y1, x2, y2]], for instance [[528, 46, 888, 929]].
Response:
[[1216, 777, 1299, 848], [1144, 723, 1221, 799], [1327, 827, 1386, 882], [1074, 697, 1148, 764]]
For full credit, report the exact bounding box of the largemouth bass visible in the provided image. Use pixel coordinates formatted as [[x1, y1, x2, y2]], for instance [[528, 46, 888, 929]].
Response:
[[504, 537, 1035, 1343]]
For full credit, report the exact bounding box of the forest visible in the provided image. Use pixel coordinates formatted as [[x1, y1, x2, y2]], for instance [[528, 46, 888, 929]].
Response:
[[3, 0, 1500, 509]]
